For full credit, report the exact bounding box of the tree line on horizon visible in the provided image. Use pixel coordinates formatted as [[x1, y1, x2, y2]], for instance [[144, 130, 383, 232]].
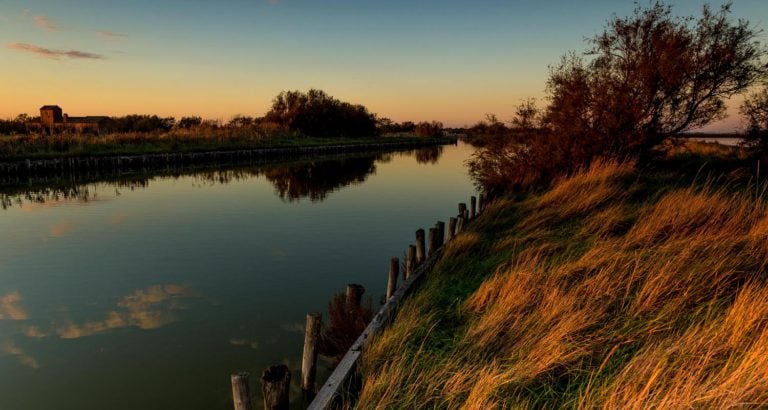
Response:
[[0, 89, 445, 139]]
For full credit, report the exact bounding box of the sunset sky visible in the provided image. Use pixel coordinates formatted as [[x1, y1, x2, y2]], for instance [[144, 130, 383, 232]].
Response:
[[2, 0, 767, 130]]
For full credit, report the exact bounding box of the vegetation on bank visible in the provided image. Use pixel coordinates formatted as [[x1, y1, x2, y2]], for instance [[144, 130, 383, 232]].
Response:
[[0, 89, 448, 160], [359, 144, 768, 408]]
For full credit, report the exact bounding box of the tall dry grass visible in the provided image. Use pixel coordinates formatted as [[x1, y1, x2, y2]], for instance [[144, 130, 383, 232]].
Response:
[[357, 160, 768, 408]]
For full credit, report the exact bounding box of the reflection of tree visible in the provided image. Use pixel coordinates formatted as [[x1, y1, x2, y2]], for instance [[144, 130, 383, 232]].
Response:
[[264, 156, 377, 202], [413, 145, 445, 164]]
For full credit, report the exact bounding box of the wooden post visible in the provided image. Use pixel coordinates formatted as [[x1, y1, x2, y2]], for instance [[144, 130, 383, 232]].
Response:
[[436, 221, 445, 247], [345, 284, 365, 308], [457, 216, 465, 233], [478, 192, 485, 214], [301, 313, 321, 395], [387, 257, 399, 299], [463, 209, 469, 220], [470, 196, 477, 219], [231, 372, 253, 410], [458, 202, 467, 218], [406, 245, 416, 279], [428, 227, 439, 257], [448, 217, 457, 241], [261, 365, 290, 410], [415, 229, 426, 265]]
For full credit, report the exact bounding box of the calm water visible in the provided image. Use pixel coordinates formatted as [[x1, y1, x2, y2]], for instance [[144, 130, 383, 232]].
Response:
[[0, 142, 476, 410]]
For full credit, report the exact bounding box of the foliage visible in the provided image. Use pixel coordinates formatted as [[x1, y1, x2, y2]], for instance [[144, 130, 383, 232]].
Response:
[[470, 2, 768, 194], [107, 115, 176, 133], [414, 121, 444, 138], [740, 85, 768, 154], [319, 290, 373, 364], [264, 89, 378, 138]]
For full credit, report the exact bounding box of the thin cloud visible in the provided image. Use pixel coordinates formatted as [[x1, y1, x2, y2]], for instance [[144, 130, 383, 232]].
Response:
[[7, 43, 104, 60], [97, 30, 127, 39], [33, 15, 58, 31]]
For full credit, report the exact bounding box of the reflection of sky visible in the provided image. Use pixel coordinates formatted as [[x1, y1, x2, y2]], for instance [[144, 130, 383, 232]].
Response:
[[0, 143, 478, 409]]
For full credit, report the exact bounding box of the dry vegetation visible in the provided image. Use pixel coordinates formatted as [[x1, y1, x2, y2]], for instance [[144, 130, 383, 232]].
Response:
[[357, 156, 768, 408]]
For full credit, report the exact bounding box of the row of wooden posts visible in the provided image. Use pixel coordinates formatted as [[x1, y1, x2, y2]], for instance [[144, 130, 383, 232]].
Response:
[[230, 193, 484, 410]]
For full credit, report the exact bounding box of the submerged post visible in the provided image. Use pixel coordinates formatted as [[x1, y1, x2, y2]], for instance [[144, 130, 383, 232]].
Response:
[[470, 196, 477, 219], [428, 227, 439, 257], [231, 372, 253, 410], [436, 221, 445, 247], [448, 217, 457, 241], [406, 245, 416, 280], [301, 313, 322, 396], [415, 229, 426, 265], [387, 257, 399, 299], [345, 284, 365, 309], [261, 365, 290, 410]]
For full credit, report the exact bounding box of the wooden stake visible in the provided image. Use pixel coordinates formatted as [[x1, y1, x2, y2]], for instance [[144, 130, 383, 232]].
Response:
[[345, 284, 364, 309], [406, 245, 416, 279], [457, 216, 465, 233], [301, 313, 321, 395], [470, 196, 477, 219], [436, 221, 445, 247], [415, 229, 426, 265], [448, 217, 457, 241], [478, 192, 485, 214], [231, 372, 253, 410], [458, 202, 467, 217], [261, 365, 290, 410], [387, 257, 399, 299], [428, 227, 438, 257]]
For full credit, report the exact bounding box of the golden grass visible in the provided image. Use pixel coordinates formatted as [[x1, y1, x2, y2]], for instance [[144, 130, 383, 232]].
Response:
[[357, 159, 768, 408]]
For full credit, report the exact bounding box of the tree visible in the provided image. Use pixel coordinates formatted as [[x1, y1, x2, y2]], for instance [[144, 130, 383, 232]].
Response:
[[264, 89, 378, 138], [740, 85, 768, 153], [415, 121, 444, 138], [511, 98, 539, 130], [545, 2, 768, 157], [177, 116, 202, 129]]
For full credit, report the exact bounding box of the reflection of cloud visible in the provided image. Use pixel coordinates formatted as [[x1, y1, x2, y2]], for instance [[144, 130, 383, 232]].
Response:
[[230, 338, 259, 350], [49, 220, 73, 237], [33, 15, 58, 31], [109, 212, 128, 225], [0, 292, 28, 320], [23, 326, 46, 338], [7, 42, 104, 60], [57, 284, 193, 339], [1, 340, 39, 369]]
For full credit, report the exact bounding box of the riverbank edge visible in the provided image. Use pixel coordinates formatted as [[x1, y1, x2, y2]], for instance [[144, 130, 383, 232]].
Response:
[[0, 136, 454, 174]]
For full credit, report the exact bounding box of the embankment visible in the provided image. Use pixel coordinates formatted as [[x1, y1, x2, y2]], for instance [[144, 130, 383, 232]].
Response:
[[354, 158, 768, 408]]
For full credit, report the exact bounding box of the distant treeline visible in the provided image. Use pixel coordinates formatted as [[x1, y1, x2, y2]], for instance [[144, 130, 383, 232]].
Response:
[[1, 89, 444, 139]]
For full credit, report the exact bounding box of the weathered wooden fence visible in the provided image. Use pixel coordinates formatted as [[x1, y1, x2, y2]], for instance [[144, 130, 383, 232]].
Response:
[[230, 192, 485, 409]]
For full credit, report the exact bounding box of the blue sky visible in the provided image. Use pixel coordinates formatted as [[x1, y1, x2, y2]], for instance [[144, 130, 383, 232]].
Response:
[[1, 0, 767, 129]]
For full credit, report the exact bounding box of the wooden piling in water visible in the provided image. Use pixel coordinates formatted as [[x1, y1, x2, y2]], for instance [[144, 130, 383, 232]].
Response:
[[428, 227, 439, 257], [301, 313, 322, 396], [262, 365, 291, 410], [345, 284, 365, 309], [436, 221, 445, 246], [470, 196, 477, 219], [387, 257, 399, 299], [415, 229, 426, 265], [448, 217, 457, 241], [231, 372, 253, 410], [405, 245, 416, 279]]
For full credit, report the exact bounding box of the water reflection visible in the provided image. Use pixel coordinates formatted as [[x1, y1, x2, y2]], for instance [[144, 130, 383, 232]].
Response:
[[56, 284, 194, 339], [0, 147, 446, 209], [0, 291, 28, 320]]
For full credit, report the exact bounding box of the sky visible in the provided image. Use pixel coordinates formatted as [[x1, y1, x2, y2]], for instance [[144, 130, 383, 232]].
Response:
[[1, 0, 767, 130]]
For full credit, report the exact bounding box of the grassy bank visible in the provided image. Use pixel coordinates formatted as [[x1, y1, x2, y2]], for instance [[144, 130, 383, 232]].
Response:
[[0, 130, 449, 161], [357, 143, 767, 408]]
